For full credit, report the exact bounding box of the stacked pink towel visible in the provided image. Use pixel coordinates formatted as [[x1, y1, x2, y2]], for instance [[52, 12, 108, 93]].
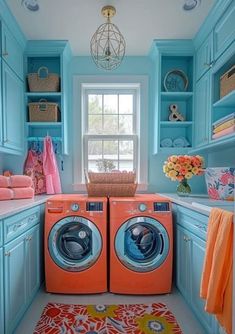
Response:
[[0, 175, 34, 201]]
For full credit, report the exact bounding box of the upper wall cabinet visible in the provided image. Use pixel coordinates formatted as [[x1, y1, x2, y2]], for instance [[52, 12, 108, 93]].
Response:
[[214, 0, 235, 61], [1, 22, 23, 80], [150, 40, 194, 154], [24, 41, 72, 155], [195, 32, 213, 82]]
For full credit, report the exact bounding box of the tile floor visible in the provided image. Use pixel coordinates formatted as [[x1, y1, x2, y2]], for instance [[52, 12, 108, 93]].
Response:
[[15, 286, 206, 334]]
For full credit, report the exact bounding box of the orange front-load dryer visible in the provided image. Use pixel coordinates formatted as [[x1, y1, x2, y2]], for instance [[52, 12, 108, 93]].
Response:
[[109, 194, 173, 294], [45, 194, 107, 294]]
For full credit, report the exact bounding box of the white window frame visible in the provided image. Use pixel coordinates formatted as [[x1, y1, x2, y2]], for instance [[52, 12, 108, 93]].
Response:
[[73, 76, 148, 191]]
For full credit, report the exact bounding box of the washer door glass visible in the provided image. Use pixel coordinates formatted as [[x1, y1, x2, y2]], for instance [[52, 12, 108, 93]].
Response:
[[48, 216, 102, 272], [115, 217, 169, 272]]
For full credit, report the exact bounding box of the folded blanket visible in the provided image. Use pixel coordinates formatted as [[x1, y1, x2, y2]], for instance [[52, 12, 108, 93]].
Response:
[[12, 187, 34, 199], [212, 112, 235, 128], [212, 125, 235, 139], [0, 187, 34, 200], [0, 175, 32, 188], [173, 137, 189, 147], [213, 119, 235, 133], [0, 188, 13, 200]]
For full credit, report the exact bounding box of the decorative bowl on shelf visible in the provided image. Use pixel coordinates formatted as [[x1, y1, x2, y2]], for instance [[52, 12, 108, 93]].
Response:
[[164, 69, 188, 92]]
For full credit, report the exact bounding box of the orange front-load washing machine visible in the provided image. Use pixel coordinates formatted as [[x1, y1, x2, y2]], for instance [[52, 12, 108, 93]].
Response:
[[109, 194, 173, 294], [45, 194, 107, 294]]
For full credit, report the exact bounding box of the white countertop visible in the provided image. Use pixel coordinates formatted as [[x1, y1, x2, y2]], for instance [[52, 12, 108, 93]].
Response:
[[0, 195, 51, 219], [159, 193, 235, 216]]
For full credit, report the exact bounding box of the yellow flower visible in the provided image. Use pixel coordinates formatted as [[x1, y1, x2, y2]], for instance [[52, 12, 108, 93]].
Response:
[[86, 305, 118, 318], [192, 166, 199, 175], [167, 162, 174, 169], [185, 172, 193, 179], [163, 165, 169, 173], [174, 164, 181, 171], [168, 170, 177, 178], [136, 313, 174, 334]]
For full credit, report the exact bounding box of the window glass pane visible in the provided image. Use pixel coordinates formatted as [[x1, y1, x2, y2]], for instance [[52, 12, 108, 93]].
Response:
[[88, 160, 99, 172], [103, 140, 118, 160], [88, 115, 102, 134], [104, 95, 118, 114], [119, 161, 134, 171], [119, 95, 133, 114], [88, 141, 102, 161], [96, 160, 118, 172], [103, 115, 118, 134], [119, 141, 134, 160], [88, 95, 102, 114], [119, 115, 133, 134]]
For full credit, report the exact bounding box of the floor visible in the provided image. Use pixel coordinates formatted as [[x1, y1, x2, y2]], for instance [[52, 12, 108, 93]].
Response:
[[15, 286, 206, 334]]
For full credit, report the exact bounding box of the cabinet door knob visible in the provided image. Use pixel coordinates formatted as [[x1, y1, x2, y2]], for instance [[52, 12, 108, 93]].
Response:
[[204, 61, 214, 68], [2, 52, 8, 57], [5, 251, 10, 256]]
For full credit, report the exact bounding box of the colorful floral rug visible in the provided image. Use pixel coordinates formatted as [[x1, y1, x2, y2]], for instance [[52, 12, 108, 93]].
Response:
[[33, 302, 183, 334]]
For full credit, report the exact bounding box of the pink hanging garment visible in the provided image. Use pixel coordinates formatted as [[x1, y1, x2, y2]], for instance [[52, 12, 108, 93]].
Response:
[[24, 149, 46, 195], [43, 136, 62, 194]]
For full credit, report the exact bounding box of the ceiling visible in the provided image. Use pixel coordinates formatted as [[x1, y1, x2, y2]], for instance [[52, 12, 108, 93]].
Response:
[[6, 0, 215, 56]]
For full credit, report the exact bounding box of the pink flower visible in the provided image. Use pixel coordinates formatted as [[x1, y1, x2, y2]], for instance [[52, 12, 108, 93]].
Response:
[[208, 187, 220, 200], [220, 173, 233, 186]]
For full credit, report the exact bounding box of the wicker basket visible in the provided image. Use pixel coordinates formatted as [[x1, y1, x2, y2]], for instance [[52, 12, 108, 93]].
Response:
[[27, 66, 60, 92], [86, 183, 137, 197], [220, 65, 235, 98], [28, 99, 59, 122]]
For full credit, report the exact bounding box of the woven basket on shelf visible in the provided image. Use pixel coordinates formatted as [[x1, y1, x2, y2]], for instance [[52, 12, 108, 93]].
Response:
[[28, 99, 59, 122], [220, 65, 235, 98], [27, 66, 60, 92], [88, 171, 136, 184]]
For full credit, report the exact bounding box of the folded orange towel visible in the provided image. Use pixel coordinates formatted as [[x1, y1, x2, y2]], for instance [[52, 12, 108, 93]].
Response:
[[10, 175, 33, 188], [0, 188, 13, 200], [0, 175, 33, 188], [0, 175, 9, 188], [200, 208, 233, 334], [12, 187, 34, 199]]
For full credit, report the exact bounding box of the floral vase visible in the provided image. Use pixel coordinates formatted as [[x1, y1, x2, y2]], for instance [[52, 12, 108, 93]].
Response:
[[177, 179, 191, 196]]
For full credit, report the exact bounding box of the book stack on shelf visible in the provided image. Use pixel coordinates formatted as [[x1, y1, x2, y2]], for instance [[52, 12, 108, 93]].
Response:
[[212, 112, 235, 139]]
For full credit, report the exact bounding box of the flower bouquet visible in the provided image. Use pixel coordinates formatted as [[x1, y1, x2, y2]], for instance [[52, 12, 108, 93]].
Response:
[[163, 155, 204, 196]]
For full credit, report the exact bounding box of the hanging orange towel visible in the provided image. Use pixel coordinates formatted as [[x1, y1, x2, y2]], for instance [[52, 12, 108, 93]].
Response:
[[200, 208, 234, 334]]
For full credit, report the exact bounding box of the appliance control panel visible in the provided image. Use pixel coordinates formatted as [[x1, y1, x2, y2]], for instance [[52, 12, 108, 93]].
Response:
[[86, 202, 103, 211], [138, 203, 147, 212], [153, 202, 170, 212]]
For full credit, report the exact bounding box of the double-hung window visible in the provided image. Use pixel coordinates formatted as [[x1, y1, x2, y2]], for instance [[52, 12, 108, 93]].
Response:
[[83, 86, 138, 173]]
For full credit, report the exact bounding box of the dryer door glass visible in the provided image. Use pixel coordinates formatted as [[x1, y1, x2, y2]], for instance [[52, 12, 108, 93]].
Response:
[[48, 216, 102, 271], [115, 217, 169, 272]]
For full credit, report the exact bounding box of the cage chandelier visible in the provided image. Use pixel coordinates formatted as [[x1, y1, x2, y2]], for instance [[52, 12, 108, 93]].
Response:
[[90, 5, 126, 70]]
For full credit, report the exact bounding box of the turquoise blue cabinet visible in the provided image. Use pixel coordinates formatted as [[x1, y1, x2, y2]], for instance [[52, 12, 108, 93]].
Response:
[[2, 204, 44, 334], [4, 232, 28, 334], [25, 41, 72, 155], [214, 0, 235, 61], [175, 206, 219, 334], [194, 71, 211, 147], [195, 33, 213, 82], [1, 22, 23, 80], [0, 246, 3, 334], [2, 61, 24, 153]]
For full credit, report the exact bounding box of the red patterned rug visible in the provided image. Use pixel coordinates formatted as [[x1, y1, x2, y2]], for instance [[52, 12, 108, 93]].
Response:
[[33, 302, 183, 334]]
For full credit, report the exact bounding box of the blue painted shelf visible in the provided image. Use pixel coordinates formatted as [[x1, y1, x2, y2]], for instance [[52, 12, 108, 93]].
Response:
[[160, 121, 192, 127], [213, 90, 235, 108], [161, 92, 193, 101], [25, 92, 62, 97], [26, 122, 62, 126]]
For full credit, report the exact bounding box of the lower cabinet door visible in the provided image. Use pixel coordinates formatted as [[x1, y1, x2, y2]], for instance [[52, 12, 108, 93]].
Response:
[[190, 232, 217, 334], [0, 248, 4, 334], [4, 234, 27, 334], [176, 225, 191, 301], [27, 225, 40, 301]]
